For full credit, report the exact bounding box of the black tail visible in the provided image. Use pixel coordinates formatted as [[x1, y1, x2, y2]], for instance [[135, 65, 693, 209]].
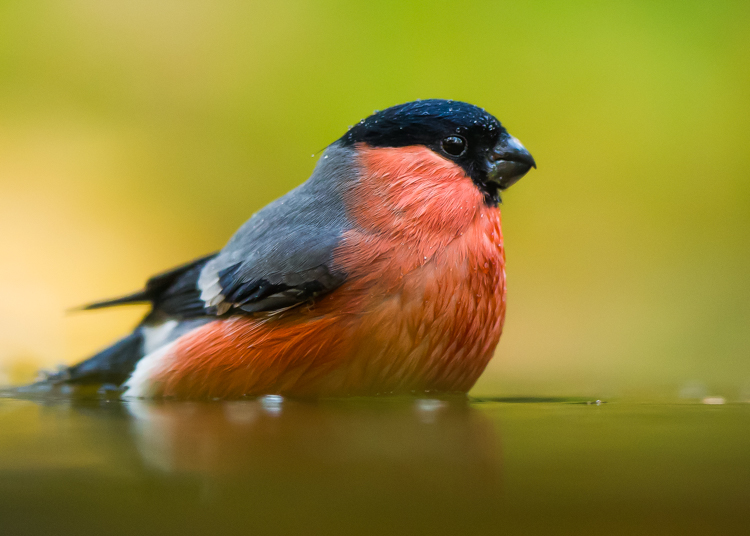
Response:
[[37, 252, 218, 391], [53, 330, 145, 385], [73, 252, 217, 312]]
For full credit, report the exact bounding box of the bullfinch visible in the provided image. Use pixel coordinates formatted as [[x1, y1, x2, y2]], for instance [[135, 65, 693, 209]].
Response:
[[49, 99, 535, 398]]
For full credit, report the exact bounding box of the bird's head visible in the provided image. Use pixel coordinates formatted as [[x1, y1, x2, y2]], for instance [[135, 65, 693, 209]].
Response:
[[338, 99, 535, 205]]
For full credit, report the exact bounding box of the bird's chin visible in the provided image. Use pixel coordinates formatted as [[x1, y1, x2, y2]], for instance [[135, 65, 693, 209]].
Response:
[[486, 160, 533, 191]]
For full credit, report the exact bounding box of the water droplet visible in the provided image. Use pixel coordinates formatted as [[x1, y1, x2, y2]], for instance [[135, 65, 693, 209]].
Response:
[[260, 394, 284, 414], [415, 399, 446, 423]]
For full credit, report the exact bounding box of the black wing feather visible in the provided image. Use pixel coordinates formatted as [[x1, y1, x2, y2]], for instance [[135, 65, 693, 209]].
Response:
[[215, 264, 330, 313]]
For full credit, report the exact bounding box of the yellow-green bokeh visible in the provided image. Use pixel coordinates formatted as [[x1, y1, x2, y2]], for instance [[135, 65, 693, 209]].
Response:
[[1, 1, 748, 398]]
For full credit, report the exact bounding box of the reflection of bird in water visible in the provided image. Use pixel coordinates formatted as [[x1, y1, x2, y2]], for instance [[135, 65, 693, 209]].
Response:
[[3, 397, 505, 533], [42, 100, 534, 399], [127, 397, 502, 494]]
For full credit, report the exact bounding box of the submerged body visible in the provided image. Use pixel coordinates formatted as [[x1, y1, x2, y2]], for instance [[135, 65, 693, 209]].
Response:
[[52, 100, 534, 399]]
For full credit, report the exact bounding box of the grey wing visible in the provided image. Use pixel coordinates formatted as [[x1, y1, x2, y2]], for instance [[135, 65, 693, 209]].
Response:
[[197, 144, 355, 315], [199, 224, 346, 314], [75, 144, 356, 319]]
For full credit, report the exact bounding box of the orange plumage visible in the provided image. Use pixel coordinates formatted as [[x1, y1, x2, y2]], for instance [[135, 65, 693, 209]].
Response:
[[144, 146, 506, 398]]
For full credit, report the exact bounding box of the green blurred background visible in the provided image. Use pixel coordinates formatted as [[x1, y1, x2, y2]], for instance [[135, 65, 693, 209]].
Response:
[[0, 0, 748, 399]]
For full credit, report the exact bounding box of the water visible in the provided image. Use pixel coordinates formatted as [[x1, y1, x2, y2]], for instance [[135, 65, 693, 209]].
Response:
[[1, 396, 748, 535]]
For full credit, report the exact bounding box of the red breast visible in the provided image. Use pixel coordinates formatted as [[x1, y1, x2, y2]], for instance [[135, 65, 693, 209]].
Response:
[[142, 146, 506, 398]]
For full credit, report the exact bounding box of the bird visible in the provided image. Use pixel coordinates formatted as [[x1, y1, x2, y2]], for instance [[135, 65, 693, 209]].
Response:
[[48, 99, 535, 399]]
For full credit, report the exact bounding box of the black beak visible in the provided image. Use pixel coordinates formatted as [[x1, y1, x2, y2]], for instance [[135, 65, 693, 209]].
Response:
[[486, 134, 536, 190]]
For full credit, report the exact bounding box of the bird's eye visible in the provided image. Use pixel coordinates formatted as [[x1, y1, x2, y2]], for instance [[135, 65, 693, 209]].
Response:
[[441, 136, 467, 156]]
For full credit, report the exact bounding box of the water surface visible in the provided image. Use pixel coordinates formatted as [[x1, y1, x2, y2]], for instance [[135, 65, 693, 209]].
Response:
[[1, 396, 748, 535]]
